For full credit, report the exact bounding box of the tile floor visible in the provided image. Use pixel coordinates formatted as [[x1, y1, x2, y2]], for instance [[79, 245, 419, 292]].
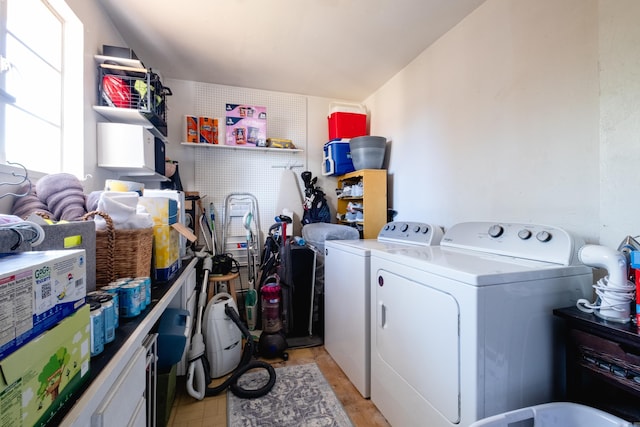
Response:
[[167, 345, 390, 427]]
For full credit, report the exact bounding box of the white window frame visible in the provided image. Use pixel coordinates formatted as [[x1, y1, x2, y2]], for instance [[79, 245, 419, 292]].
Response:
[[0, 0, 83, 179]]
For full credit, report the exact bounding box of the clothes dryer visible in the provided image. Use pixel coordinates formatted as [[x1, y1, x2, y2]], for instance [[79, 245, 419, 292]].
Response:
[[369, 221, 593, 427], [324, 221, 443, 397]]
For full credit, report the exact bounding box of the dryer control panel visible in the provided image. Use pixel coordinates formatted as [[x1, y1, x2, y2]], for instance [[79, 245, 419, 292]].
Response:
[[441, 221, 585, 266], [377, 221, 444, 246]]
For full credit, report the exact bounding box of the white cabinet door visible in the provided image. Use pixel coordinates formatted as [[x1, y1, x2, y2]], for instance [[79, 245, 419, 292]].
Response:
[[91, 347, 147, 427], [127, 397, 147, 427]]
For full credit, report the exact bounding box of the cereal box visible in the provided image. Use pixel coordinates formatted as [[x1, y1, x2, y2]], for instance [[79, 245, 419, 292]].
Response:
[[225, 104, 266, 146]]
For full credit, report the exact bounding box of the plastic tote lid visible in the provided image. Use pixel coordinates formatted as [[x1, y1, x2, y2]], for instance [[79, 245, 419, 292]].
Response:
[[329, 102, 366, 115]]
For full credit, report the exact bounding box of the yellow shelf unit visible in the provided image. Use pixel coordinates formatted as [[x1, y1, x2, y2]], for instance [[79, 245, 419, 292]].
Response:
[[336, 169, 387, 239]]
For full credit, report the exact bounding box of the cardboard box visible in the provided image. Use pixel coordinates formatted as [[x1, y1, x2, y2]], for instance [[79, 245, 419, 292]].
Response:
[[102, 44, 140, 61], [185, 115, 198, 143], [139, 197, 178, 226], [198, 117, 218, 144], [0, 250, 87, 360], [0, 304, 91, 427], [225, 104, 266, 146], [151, 225, 179, 282]]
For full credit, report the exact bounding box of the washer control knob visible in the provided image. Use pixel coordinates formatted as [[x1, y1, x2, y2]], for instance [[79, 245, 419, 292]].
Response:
[[384, 224, 391, 231], [401, 224, 409, 232], [536, 230, 552, 242], [421, 226, 430, 234], [518, 229, 532, 240], [413, 225, 421, 233], [488, 224, 504, 238], [390, 224, 396, 231]]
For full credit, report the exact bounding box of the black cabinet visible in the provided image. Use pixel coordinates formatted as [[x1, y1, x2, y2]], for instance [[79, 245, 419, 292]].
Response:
[[554, 306, 640, 422]]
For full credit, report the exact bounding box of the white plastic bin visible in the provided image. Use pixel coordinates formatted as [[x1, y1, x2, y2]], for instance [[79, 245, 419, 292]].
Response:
[[469, 402, 633, 427]]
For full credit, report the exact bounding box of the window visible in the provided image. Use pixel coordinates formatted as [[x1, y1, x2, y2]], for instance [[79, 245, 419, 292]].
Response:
[[0, 0, 83, 177]]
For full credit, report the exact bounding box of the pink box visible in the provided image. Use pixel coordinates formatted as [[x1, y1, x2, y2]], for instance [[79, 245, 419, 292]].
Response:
[[225, 104, 267, 146]]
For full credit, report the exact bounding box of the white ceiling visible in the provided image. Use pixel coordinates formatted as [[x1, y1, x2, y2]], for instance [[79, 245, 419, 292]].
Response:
[[97, 0, 486, 101]]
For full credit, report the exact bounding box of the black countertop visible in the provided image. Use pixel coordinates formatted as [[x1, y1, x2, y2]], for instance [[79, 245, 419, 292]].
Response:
[[48, 260, 194, 426], [553, 305, 640, 346]]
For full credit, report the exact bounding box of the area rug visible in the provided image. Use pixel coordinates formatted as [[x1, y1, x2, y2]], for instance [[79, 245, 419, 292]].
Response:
[[227, 363, 354, 427]]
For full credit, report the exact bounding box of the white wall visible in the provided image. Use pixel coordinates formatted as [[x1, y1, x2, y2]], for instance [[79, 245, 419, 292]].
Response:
[[66, 0, 128, 192], [70, 0, 640, 250], [599, 0, 640, 249], [365, 0, 637, 247]]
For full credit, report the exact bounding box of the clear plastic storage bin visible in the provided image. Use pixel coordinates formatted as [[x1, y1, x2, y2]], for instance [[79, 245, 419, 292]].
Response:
[[469, 402, 633, 427]]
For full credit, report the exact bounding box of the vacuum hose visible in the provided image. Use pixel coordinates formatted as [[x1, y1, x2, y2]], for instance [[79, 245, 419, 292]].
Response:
[[187, 255, 276, 399], [205, 304, 276, 398], [186, 256, 213, 400]]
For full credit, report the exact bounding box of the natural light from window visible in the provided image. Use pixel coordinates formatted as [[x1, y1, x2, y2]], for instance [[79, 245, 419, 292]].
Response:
[[1, 0, 83, 177]]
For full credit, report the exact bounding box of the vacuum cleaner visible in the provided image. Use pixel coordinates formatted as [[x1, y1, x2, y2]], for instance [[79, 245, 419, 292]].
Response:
[[186, 256, 276, 400], [202, 292, 243, 378]]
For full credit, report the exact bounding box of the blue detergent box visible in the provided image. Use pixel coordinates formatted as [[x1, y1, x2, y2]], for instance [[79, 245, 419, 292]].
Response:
[[323, 139, 355, 176]]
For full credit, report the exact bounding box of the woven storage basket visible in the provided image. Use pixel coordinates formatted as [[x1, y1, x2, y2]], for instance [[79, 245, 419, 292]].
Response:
[[82, 210, 153, 287]]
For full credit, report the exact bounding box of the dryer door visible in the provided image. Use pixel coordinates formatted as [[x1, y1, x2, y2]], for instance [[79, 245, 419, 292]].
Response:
[[373, 268, 460, 424]]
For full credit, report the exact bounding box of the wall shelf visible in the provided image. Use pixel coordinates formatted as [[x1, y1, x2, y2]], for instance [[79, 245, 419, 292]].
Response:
[[180, 142, 303, 153], [118, 173, 170, 182], [93, 106, 168, 143]]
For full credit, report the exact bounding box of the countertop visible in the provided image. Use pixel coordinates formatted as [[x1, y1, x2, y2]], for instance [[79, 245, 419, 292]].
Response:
[[54, 257, 197, 426]]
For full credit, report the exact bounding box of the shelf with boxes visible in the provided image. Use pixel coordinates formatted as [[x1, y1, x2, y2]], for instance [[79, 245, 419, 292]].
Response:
[[336, 169, 387, 239], [180, 142, 303, 153], [181, 104, 303, 152]]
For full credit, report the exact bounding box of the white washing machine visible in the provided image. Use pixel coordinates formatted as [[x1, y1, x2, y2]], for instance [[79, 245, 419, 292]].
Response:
[[324, 221, 443, 398], [369, 221, 594, 427]]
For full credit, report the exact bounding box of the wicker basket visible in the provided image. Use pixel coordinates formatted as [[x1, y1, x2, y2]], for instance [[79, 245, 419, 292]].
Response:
[[82, 210, 153, 287]]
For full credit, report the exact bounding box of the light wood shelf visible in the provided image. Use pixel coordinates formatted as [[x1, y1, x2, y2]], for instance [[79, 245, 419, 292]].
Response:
[[337, 169, 387, 239]]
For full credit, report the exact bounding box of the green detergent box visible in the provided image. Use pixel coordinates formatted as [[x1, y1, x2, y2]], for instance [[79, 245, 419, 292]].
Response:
[[0, 304, 91, 427]]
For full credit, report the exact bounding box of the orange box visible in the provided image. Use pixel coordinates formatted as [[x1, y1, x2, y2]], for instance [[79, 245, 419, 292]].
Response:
[[212, 118, 219, 144], [185, 115, 198, 143], [199, 117, 218, 144]]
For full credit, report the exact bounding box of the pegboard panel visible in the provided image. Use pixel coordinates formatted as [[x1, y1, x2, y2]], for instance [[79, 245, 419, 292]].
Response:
[[192, 82, 308, 289], [193, 82, 307, 146]]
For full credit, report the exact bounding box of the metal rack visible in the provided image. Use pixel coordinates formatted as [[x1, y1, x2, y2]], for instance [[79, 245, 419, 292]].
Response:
[[96, 58, 171, 136]]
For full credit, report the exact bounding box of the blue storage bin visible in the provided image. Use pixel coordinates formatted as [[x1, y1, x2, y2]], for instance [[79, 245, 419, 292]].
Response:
[[157, 308, 190, 371], [323, 139, 355, 176]]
